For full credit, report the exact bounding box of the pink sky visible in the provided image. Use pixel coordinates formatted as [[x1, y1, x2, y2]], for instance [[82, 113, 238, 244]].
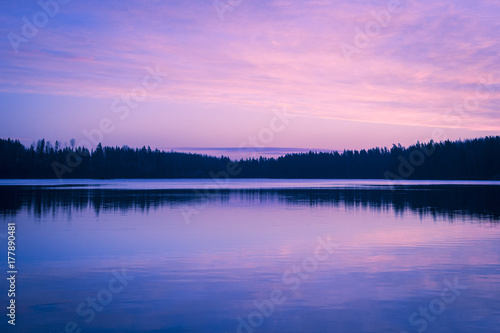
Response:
[[1, 0, 499, 151]]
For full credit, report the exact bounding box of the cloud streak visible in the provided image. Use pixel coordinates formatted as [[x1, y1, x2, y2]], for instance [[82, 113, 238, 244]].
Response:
[[1, 0, 499, 144]]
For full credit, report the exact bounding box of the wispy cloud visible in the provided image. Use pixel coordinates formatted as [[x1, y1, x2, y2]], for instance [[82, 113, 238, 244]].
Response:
[[1, 0, 499, 135]]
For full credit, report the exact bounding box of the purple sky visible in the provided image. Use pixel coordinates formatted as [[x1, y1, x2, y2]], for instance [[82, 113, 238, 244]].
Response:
[[1, 0, 499, 151]]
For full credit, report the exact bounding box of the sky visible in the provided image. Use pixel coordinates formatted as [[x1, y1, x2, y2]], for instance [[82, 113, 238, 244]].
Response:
[[1, 0, 499, 152]]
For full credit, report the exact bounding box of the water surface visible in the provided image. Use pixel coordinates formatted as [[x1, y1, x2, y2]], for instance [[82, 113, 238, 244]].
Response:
[[0, 180, 499, 332]]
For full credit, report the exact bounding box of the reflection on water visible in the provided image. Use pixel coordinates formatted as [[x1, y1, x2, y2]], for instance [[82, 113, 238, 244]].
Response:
[[0, 181, 499, 333], [2, 185, 500, 221]]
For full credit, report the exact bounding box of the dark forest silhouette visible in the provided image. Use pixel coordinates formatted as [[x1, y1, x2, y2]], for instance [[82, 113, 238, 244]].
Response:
[[0, 136, 499, 180]]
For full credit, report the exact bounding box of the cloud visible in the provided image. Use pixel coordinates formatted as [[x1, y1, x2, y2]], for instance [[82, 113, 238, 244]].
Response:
[[0, 0, 499, 130]]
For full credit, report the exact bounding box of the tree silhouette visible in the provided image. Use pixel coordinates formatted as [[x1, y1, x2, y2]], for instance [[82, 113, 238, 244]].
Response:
[[0, 136, 499, 180]]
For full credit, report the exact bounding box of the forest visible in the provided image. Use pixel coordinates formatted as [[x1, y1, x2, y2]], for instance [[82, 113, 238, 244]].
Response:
[[0, 136, 499, 180]]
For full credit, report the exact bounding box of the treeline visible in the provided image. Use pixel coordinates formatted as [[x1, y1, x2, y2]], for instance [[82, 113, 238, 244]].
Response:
[[0, 136, 499, 180]]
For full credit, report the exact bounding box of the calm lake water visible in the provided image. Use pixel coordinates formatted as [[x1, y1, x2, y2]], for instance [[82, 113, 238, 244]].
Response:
[[0, 179, 499, 333]]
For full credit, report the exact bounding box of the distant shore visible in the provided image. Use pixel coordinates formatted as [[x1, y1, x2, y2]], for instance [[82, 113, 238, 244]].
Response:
[[1, 136, 499, 180]]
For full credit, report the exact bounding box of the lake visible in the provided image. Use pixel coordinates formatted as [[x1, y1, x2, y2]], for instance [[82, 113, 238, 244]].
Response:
[[0, 179, 499, 333]]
